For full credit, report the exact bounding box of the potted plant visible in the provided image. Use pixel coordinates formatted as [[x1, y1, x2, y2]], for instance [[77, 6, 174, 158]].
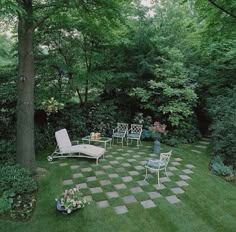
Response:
[[55, 186, 90, 214]]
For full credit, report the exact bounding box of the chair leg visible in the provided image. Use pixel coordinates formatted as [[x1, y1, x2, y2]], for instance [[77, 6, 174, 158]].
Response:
[[144, 167, 148, 182], [157, 171, 160, 186], [165, 167, 168, 177]]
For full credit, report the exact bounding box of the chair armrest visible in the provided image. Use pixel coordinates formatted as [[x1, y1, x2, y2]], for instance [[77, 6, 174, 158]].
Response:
[[113, 127, 118, 133], [71, 140, 80, 145]]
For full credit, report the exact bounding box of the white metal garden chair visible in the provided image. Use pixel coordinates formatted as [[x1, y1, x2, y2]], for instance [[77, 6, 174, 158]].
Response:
[[144, 150, 172, 186], [47, 129, 105, 165], [126, 124, 143, 147], [112, 123, 128, 146]]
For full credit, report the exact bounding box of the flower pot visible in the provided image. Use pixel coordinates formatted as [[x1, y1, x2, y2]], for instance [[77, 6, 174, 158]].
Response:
[[153, 133, 161, 153]]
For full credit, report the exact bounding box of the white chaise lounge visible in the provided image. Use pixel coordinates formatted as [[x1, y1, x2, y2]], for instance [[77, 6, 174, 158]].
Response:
[[47, 129, 105, 165]]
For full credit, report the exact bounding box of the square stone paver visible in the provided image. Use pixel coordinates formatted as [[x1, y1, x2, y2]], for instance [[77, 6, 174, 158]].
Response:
[[96, 200, 109, 208], [159, 177, 171, 183], [141, 200, 156, 208], [106, 191, 119, 198], [60, 162, 68, 167], [76, 182, 88, 189], [195, 145, 207, 149], [171, 161, 181, 166], [121, 163, 132, 167], [130, 186, 143, 193], [128, 171, 139, 176], [185, 164, 195, 169], [148, 192, 162, 199], [84, 195, 93, 201], [179, 175, 191, 180], [110, 161, 119, 165], [73, 173, 83, 178], [133, 155, 141, 158], [90, 187, 103, 194], [165, 195, 180, 204], [168, 166, 178, 171], [81, 167, 92, 172], [102, 165, 113, 169], [127, 159, 136, 162], [134, 165, 145, 170], [114, 205, 128, 215], [100, 179, 112, 186], [116, 167, 126, 172], [115, 183, 127, 190], [87, 176, 97, 182], [166, 171, 174, 176], [108, 173, 119, 178], [70, 165, 79, 169], [199, 141, 209, 145], [154, 184, 166, 190], [137, 180, 149, 186], [174, 158, 183, 162], [183, 169, 193, 174], [176, 180, 189, 187], [122, 195, 137, 204], [63, 179, 73, 185], [139, 161, 147, 165], [95, 170, 105, 175], [171, 187, 185, 194], [191, 149, 202, 154], [122, 176, 133, 182]]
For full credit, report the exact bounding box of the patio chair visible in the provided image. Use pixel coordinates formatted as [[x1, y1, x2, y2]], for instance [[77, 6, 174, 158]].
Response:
[[112, 123, 128, 146], [47, 129, 105, 165], [144, 150, 172, 186], [127, 124, 143, 147]]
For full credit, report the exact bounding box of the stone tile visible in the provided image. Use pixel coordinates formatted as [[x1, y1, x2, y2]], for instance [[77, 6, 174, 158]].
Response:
[[95, 170, 105, 175], [109, 160, 119, 165], [84, 195, 93, 201], [116, 157, 124, 160], [166, 171, 174, 176], [81, 167, 92, 172], [121, 163, 132, 167], [141, 200, 156, 208], [63, 179, 73, 185], [171, 161, 181, 166], [90, 187, 103, 194], [105, 155, 112, 158], [100, 179, 112, 186], [139, 160, 147, 165], [122, 195, 137, 204], [168, 166, 178, 171], [106, 191, 119, 198], [138, 151, 146, 155], [70, 165, 79, 169], [174, 158, 183, 162], [137, 180, 149, 186], [116, 167, 126, 172], [122, 176, 133, 182], [73, 173, 83, 178], [153, 184, 166, 190], [60, 162, 68, 167], [130, 186, 143, 193], [199, 141, 210, 145], [102, 165, 113, 169], [165, 195, 180, 204], [159, 177, 171, 183], [108, 173, 119, 178], [128, 171, 139, 176], [134, 165, 145, 170], [185, 164, 195, 169], [114, 205, 128, 215], [195, 145, 207, 149], [127, 150, 134, 153], [115, 183, 127, 190], [183, 169, 193, 174], [96, 200, 109, 208], [127, 159, 136, 162], [176, 180, 189, 187], [148, 192, 162, 199], [191, 149, 202, 154], [76, 182, 88, 189], [171, 187, 185, 194], [87, 176, 97, 182], [133, 155, 141, 158], [179, 175, 191, 180], [117, 148, 124, 151]]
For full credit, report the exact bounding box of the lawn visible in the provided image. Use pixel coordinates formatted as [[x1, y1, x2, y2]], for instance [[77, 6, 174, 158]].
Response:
[[1, 140, 236, 232]]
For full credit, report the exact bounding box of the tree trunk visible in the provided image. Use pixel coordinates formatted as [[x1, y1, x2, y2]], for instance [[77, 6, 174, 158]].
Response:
[[16, 1, 35, 171]]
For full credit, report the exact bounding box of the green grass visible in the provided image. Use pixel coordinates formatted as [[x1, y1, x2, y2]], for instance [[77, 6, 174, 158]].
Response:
[[1, 141, 236, 232]]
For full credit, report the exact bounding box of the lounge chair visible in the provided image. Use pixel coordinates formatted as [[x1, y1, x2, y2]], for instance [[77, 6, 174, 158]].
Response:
[[47, 129, 105, 165]]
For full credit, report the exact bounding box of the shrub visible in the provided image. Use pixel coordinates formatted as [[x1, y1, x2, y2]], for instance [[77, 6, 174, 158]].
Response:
[[0, 139, 16, 166], [0, 165, 37, 195], [211, 156, 233, 177]]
